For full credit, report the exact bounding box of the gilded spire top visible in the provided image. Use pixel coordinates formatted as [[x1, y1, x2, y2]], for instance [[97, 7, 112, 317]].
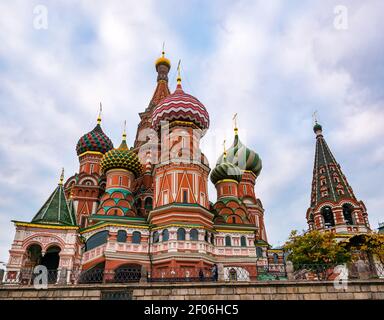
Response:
[[122, 120, 127, 141], [97, 102, 102, 125], [177, 59, 182, 84], [59, 167, 64, 185], [233, 113, 238, 135]]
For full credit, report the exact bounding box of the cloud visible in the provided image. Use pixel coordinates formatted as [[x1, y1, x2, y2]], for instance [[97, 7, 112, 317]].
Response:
[[0, 0, 383, 263]]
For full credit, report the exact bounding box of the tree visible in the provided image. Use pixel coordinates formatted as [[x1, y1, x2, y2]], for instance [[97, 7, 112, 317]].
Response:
[[284, 230, 351, 265], [348, 233, 384, 265]]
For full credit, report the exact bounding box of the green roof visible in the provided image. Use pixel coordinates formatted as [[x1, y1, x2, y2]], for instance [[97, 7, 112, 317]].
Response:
[[31, 184, 77, 226]]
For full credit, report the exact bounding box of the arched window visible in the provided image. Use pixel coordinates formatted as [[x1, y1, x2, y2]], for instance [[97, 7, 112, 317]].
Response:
[[177, 228, 186, 241], [135, 198, 142, 211], [153, 231, 159, 243], [85, 231, 109, 251], [256, 247, 263, 258], [210, 234, 215, 245], [273, 253, 279, 264], [144, 197, 153, 211], [204, 231, 209, 242], [162, 229, 169, 242], [132, 231, 141, 244], [225, 236, 232, 247], [117, 230, 127, 243], [190, 229, 198, 241], [321, 206, 335, 227], [343, 204, 354, 225], [240, 236, 247, 247]]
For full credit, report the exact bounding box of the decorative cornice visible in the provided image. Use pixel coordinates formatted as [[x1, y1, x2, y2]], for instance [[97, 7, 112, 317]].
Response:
[[13, 221, 78, 230]]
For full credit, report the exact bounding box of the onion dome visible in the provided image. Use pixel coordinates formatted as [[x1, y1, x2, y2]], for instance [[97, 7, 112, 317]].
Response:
[[151, 66, 210, 132], [76, 108, 113, 156], [313, 121, 322, 134], [100, 128, 142, 177], [210, 159, 242, 185], [155, 50, 171, 71], [216, 129, 262, 176]]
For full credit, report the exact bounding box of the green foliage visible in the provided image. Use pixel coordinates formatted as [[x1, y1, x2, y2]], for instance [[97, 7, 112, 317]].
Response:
[[284, 230, 351, 265]]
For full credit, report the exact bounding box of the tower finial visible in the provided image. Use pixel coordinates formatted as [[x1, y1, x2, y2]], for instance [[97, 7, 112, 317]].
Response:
[[312, 111, 323, 135], [312, 110, 318, 125], [162, 41, 165, 56], [97, 102, 102, 125], [223, 139, 227, 159], [59, 167, 64, 185], [177, 59, 182, 84], [122, 120, 127, 141], [233, 113, 238, 135]]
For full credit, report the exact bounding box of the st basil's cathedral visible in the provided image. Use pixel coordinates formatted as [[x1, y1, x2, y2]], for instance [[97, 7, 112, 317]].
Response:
[[5, 51, 371, 283]]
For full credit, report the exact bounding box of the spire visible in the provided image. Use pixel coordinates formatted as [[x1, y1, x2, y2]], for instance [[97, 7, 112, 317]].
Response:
[[149, 48, 171, 107], [97, 102, 102, 125], [32, 173, 77, 226], [310, 122, 355, 208]]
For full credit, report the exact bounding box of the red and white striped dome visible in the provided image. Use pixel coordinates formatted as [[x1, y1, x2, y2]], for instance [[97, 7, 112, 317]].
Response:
[[151, 83, 210, 132]]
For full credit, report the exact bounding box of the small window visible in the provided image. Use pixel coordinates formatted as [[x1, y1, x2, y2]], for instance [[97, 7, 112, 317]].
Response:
[[117, 230, 127, 243], [210, 234, 215, 245], [163, 191, 169, 205], [132, 231, 141, 244], [119, 176, 123, 186], [145, 197, 153, 210], [177, 228, 186, 241], [204, 231, 209, 242], [232, 216, 236, 224], [225, 236, 231, 247], [90, 164, 94, 174], [243, 185, 246, 194], [190, 229, 198, 241], [153, 231, 159, 243], [182, 190, 188, 203], [162, 229, 169, 242], [256, 247, 263, 258], [240, 236, 246, 247], [228, 186, 232, 194]]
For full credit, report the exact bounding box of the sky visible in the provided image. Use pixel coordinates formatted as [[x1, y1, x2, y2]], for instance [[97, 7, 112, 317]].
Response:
[[0, 0, 383, 264]]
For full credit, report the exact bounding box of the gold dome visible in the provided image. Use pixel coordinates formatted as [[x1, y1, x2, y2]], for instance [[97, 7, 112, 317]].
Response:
[[155, 51, 171, 70]]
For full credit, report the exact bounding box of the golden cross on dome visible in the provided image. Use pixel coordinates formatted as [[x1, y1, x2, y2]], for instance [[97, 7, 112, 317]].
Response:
[[97, 102, 102, 124], [177, 59, 181, 84], [122, 120, 127, 140], [233, 113, 238, 133], [162, 41, 165, 55], [59, 167, 64, 185], [223, 139, 227, 159]]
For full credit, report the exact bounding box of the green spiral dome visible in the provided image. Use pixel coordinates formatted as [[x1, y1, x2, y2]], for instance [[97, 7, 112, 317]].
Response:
[[210, 160, 243, 185], [100, 139, 142, 177], [216, 131, 262, 176]]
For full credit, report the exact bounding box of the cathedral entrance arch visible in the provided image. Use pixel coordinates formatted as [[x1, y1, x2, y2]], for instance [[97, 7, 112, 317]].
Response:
[[41, 245, 61, 283]]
